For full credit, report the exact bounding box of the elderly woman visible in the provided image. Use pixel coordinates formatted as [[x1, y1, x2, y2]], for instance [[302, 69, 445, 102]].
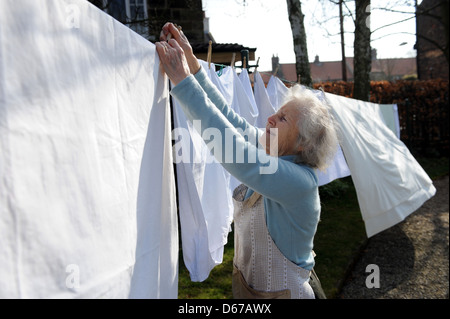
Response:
[[156, 23, 338, 299]]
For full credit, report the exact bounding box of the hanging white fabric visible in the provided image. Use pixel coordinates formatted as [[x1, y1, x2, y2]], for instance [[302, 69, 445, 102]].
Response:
[[173, 61, 234, 282], [316, 146, 351, 186], [230, 70, 259, 126], [207, 62, 234, 106], [227, 68, 260, 191], [325, 92, 436, 237], [253, 71, 277, 129], [0, 0, 178, 298], [238, 69, 259, 126], [266, 75, 290, 111], [379, 104, 401, 138]]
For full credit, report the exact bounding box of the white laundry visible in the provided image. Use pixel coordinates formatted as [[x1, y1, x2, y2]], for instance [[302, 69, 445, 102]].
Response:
[[253, 71, 277, 129], [316, 146, 351, 186], [325, 92, 436, 237], [266, 75, 290, 111], [238, 69, 259, 125], [173, 61, 234, 282], [228, 69, 260, 191], [379, 104, 401, 138], [309, 89, 351, 186], [231, 70, 259, 126], [205, 62, 234, 106], [0, 0, 178, 299]]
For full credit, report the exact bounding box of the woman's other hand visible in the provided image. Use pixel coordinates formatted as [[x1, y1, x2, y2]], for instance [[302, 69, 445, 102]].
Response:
[[159, 22, 201, 75], [155, 40, 191, 86]]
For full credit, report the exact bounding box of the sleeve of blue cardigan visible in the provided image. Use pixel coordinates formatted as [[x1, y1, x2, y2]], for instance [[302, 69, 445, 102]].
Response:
[[170, 75, 316, 203], [193, 67, 260, 146]]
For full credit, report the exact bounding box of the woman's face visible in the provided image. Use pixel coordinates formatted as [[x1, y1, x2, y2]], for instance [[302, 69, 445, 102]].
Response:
[[261, 101, 302, 157]]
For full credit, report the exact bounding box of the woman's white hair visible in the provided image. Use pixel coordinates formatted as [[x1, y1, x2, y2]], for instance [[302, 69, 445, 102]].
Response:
[[282, 85, 339, 171]]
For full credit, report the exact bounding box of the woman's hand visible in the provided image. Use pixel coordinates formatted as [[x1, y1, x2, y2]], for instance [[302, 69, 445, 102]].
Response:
[[155, 40, 191, 86], [159, 22, 201, 75]]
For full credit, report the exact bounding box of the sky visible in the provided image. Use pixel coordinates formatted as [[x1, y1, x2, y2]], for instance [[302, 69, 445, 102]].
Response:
[[202, 0, 419, 71]]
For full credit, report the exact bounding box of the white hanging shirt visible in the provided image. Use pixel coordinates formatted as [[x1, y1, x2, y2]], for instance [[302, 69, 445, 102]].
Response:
[[238, 69, 259, 125], [325, 92, 436, 237], [231, 70, 259, 126], [0, 0, 178, 298], [173, 61, 234, 282]]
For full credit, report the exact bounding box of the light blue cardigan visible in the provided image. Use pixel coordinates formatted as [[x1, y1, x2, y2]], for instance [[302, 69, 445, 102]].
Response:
[[170, 68, 320, 271]]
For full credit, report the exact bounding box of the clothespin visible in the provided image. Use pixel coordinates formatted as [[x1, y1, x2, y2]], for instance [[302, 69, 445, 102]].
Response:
[[230, 53, 236, 68], [243, 56, 247, 69], [218, 65, 224, 77], [297, 74, 301, 84], [207, 40, 212, 69], [273, 65, 280, 76], [254, 57, 260, 73], [166, 24, 182, 41]]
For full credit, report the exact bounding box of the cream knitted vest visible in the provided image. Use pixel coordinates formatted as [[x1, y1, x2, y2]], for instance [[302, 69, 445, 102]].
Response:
[[232, 184, 314, 299]]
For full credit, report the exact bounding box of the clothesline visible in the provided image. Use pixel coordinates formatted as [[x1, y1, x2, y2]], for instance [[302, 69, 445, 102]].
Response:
[[208, 62, 302, 87]]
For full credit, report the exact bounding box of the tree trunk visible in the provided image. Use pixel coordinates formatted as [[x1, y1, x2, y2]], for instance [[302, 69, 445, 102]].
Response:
[[353, 0, 371, 101], [339, 0, 347, 81], [286, 0, 312, 87]]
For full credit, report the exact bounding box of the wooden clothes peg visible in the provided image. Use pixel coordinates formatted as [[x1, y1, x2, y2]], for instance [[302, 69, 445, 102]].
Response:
[[254, 57, 260, 73], [231, 53, 236, 68], [273, 65, 280, 76], [207, 41, 212, 69]]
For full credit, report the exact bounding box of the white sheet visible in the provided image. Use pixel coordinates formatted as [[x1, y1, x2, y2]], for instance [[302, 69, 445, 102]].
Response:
[[0, 0, 178, 298], [325, 92, 435, 237]]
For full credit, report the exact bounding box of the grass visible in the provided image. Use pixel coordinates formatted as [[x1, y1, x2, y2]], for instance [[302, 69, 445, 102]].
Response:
[[177, 156, 449, 299], [178, 234, 235, 299]]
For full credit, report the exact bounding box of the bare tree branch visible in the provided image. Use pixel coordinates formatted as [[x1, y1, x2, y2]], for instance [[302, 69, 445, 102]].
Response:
[[371, 15, 416, 33]]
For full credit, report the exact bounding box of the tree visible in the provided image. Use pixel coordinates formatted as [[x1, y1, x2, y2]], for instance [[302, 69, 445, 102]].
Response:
[[286, 0, 313, 87], [372, 0, 449, 64], [353, 0, 371, 101], [416, 0, 449, 64], [316, 0, 349, 81], [339, 0, 348, 81]]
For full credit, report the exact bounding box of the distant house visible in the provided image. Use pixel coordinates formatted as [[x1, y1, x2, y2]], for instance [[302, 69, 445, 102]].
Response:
[[262, 52, 417, 85]]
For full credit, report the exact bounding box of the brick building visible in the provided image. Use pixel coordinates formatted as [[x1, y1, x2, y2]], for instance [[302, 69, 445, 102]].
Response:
[[265, 52, 417, 85], [88, 0, 256, 67]]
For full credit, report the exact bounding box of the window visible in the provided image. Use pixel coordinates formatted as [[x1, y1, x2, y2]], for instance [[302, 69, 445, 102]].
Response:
[[106, 0, 148, 37], [125, 0, 148, 36], [107, 0, 127, 22]]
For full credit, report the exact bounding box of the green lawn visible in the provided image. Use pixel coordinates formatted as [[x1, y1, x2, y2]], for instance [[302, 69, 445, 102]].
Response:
[[177, 156, 449, 299]]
